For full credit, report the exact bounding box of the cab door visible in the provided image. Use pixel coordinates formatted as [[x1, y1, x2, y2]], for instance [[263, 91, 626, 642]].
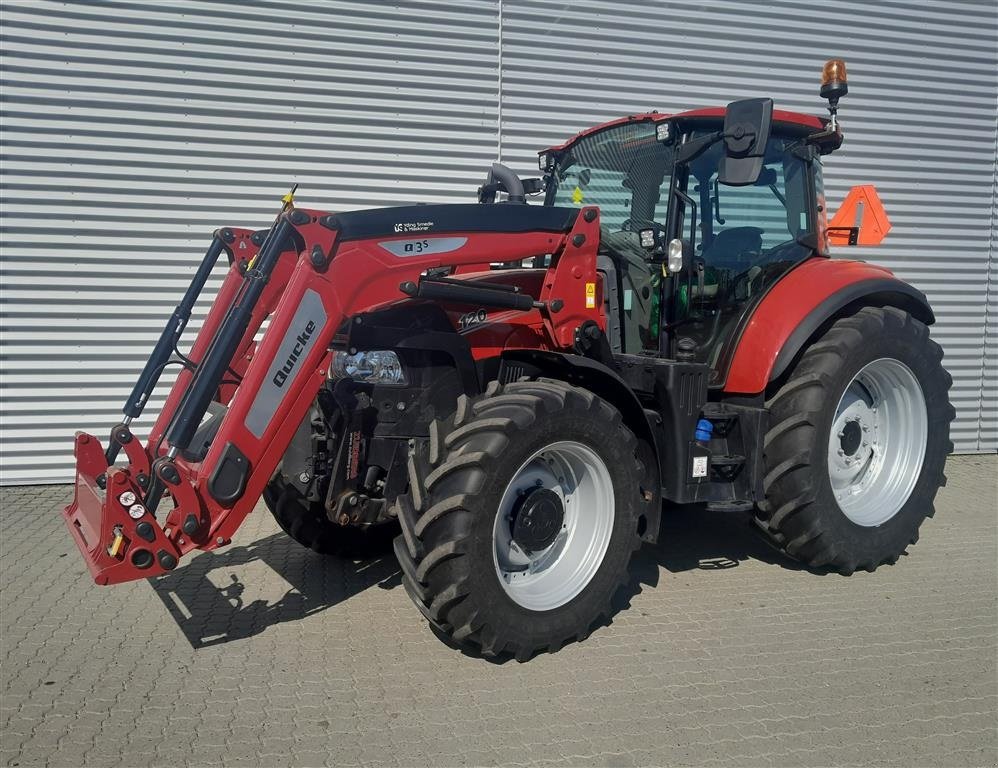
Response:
[[670, 132, 819, 383]]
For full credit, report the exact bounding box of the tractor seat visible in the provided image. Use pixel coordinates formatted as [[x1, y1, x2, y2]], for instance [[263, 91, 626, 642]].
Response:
[[701, 227, 764, 273]]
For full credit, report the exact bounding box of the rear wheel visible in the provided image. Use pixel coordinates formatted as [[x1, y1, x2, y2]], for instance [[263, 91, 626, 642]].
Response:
[[756, 306, 953, 574], [394, 379, 650, 660]]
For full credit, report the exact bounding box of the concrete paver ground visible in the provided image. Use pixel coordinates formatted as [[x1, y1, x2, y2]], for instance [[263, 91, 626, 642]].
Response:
[[1, 454, 996, 767]]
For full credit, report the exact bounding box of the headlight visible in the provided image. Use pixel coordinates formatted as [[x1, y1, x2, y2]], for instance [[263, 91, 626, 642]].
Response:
[[330, 350, 407, 385]]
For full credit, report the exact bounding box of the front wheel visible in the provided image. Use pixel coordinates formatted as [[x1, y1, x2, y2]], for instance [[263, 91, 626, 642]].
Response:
[[394, 380, 651, 660], [756, 306, 954, 574]]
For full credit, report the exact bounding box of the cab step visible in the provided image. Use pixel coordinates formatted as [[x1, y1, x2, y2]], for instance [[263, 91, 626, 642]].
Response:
[[709, 453, 745, 481], [701, 403, 739, 436]]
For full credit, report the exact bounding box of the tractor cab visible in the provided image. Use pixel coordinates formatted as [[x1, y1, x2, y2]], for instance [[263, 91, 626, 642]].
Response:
[[541, 103, 835, 383]]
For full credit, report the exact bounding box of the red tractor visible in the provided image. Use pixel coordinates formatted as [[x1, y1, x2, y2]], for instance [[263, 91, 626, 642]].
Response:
[[65, 61, 952, 659]]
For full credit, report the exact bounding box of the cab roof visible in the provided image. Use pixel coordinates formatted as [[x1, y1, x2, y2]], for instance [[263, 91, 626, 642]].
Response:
[[543, 107, 827, 154]]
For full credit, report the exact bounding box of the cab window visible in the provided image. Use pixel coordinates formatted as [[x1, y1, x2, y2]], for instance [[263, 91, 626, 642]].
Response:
[[546, 121, 674, 353]]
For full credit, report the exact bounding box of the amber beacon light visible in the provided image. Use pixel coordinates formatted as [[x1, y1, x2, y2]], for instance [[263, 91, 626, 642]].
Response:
[[820, 58, 848, 130]]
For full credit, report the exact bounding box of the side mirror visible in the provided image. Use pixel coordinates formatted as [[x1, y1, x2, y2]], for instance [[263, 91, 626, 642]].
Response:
[[718, 98, 773, 186]]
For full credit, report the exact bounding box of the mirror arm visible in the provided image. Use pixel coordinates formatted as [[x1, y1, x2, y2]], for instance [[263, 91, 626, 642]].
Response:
[[675, 131, 723, 165], [676, 127, 755, 167]]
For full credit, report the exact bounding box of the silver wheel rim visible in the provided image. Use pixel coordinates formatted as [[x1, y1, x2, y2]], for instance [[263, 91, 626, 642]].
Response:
[[828, 357, 927, 526], [492, 441, 614, 611]]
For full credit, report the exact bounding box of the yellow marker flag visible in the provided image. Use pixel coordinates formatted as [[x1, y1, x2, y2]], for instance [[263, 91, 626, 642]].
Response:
[[281, 183, 298, 211], [571, 186, 584, 205]]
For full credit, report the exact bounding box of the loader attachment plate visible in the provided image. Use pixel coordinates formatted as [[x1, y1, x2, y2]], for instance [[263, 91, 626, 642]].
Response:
[[63, 432, 179, 585]]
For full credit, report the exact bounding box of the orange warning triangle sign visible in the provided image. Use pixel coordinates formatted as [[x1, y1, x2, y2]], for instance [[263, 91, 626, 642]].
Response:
[[828, 185, 891, 247]]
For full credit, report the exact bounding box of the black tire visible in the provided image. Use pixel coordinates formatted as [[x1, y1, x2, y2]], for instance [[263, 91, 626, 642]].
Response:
[[393, 379, 650, 660], [755, 306, 954, 574], [263, 476, 398, 558]]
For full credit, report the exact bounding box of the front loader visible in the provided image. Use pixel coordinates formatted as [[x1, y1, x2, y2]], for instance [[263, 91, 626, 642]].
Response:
[[64, 60, 953, 659]]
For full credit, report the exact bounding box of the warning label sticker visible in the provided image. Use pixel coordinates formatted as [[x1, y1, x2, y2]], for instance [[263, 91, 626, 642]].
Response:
[[585, 282, 596, 309], [692, 455, 708, 478]]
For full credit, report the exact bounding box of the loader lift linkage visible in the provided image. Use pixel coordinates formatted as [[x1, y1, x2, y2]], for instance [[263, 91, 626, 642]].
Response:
[[66, 193, 604, 584]]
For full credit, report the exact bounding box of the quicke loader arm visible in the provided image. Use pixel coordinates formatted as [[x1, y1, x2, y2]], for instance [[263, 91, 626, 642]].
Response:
[[64, 203, 602, 584]]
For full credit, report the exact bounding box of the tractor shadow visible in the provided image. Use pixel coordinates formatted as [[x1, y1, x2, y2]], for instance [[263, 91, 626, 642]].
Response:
[[148, 532, 401, 649], [646, 502, 809, 575], [149, 503, 811, 654], [436, 503, 812, 665]]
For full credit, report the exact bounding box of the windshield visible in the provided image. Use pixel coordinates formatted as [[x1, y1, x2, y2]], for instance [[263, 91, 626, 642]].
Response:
[[546, 121, 673, 260]]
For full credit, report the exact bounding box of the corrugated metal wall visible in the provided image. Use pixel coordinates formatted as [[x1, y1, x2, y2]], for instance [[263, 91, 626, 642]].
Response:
[[1, 0, 995, 484], [0, 0, 500, 483], [984, 153, 997, 451]]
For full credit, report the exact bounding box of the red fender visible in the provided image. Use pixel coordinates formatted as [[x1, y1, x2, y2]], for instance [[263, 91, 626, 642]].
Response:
[[724, 258, 933, 395]]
